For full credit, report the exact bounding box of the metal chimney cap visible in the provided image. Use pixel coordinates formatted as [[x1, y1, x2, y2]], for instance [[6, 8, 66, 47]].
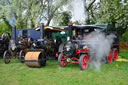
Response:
[[40, 23, 44, 26]]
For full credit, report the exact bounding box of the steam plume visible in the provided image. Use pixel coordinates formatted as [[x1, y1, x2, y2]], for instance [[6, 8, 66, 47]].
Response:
[[9, 17, 16, 27], [7, 0, 16, 27], [84, 31, 116, 70], [72, 0, 87, 24]]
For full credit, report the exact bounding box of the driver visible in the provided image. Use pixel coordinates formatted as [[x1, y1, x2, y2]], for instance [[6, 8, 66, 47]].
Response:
[[72, 30, 82, 40], [72, 28, 77, 40], [77, 32, 82, 40]]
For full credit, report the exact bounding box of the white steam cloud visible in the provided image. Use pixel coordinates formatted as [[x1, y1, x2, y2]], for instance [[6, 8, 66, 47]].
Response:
[[7, 0, 16, 27], [84, 31, 116, 70], [72, 0, 87, 24]]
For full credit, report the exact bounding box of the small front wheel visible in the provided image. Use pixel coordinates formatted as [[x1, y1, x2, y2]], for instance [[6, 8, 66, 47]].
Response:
[[19, 50, 25, 63], [79, 54, 89, 70], [3, 50, 11, 64], [58, 53, 68, 67]]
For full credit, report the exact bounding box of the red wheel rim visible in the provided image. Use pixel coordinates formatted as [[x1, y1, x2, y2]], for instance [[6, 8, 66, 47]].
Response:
[[82, 55, 88, 70], [114, 49, 118, 60], [107, 50, 113, 63], [60, 54, 68, 67]]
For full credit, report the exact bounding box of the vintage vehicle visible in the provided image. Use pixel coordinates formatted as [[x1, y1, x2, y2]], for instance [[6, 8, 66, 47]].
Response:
[[0, 32, 11, 55], [3, 26, 33, 64], [24, 23, 67, 67], [58, 23, 119, 70]]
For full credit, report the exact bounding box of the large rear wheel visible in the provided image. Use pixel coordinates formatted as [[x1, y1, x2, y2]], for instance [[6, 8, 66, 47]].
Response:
[[79, 54, 89, 70], [107, 50, 113, 63], [19, 50, 25, 63], [113, 48, 119, 61], [58, 53, 68, 67], [3, 50, 11, 64]]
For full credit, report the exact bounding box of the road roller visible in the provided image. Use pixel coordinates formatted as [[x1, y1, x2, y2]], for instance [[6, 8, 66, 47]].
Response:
[[25, 23, 67, 67]]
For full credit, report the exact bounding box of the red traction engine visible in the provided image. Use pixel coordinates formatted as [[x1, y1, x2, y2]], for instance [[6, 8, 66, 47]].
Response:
[[58, 24, 119, 70]]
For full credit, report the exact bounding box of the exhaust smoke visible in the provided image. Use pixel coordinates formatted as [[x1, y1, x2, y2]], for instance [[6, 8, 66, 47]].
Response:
[[7, 0, 16, 27], [84, 31, 116, 70], [72, 0, 87, 24]]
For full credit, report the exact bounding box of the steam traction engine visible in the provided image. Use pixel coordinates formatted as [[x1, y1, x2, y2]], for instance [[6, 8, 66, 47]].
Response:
[[3, 26, 32, 64], [58, 24, 119, 70], [24, 24, 67, 67]]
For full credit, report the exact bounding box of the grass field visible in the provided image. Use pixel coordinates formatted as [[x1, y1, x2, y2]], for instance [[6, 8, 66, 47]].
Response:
[[0, 51, 128, 85]]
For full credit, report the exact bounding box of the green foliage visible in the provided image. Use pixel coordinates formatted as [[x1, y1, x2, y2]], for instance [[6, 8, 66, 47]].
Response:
[[121, 31, 128, 41], [0, 21, 11, 35], [95, 0, 128, 36], [0, 0, 69, 28], [59, 12, 71, 26], [83, 0, 97, 24], [43, 0, 69, 26]]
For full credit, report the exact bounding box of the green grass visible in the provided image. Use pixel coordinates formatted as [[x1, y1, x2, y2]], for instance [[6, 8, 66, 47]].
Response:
[[0, 51, 128, 85], [119, 51, 128, 59]]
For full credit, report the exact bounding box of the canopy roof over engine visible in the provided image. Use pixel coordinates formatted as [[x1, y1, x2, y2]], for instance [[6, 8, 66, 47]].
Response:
[[35, 26, 67, 32], [64, 25, 106, 31], [35, 24, 109, 32]]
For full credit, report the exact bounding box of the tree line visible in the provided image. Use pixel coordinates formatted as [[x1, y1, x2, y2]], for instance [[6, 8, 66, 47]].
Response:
[[0, 0, 127, 41]]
